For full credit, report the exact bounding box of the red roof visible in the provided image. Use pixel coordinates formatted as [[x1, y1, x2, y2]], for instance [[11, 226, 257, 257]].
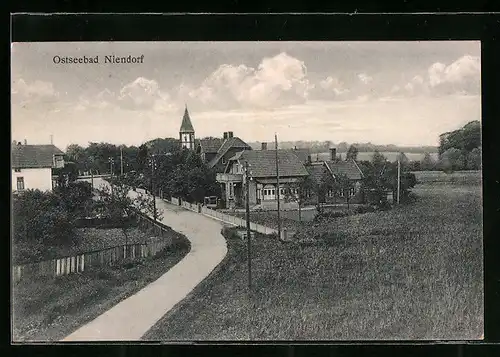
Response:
[[11, 144, 64, 169]]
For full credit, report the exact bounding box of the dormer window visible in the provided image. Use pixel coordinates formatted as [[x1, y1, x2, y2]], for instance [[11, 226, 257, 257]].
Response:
[[221, 157, 226, 164]]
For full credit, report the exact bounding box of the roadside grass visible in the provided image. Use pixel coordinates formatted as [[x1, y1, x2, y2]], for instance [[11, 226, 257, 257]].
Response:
[[12, 231, 190, 342], [143, 181, 483, 340]]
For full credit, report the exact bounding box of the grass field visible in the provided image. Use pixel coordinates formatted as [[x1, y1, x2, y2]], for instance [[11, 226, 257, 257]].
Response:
[[412, 170, 482, 185], [12, 230, 190, 342], [143, 179, 483, 341], [316, 151, 439, 162]]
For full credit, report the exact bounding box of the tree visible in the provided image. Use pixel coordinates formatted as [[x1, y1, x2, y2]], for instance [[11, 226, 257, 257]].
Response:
[[53, 162, 79, 188], [346, 145, 359, 161], [466, 147, 481, 170], [336, 173, 354, 210], [421, 152, 436, 171], [12, 190, 75, 262], [439, 147, 466, 173], [65, 144, 87, 173], [53, 181, 93, 218], [283, 175, 316, 221]]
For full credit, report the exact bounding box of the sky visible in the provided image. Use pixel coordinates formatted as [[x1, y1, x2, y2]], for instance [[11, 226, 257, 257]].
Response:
[[11, 41, 481, 150]]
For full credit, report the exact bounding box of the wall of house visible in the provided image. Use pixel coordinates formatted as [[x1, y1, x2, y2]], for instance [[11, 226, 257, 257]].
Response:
[[12, 168, 53, 192]]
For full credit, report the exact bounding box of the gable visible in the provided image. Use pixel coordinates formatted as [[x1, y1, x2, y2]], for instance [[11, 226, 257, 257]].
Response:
[[208, 137, 252, 168]]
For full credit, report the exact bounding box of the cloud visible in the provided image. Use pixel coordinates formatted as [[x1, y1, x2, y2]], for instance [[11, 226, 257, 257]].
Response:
[[118, 77, 177, 112], [403, 75, 428, 95], [75, 77, 178, 112], [427, 55, 480, 95], [317, 76, 350, 97], [357, 73, 373, 85], [186, 52, 313, 109], [11, 79, 59, 103]]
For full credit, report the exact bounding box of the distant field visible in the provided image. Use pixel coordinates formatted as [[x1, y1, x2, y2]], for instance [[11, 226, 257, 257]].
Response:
[[144, 179, 483, 340], [316, 151, 439, 162], [412, 170, 482, 184]]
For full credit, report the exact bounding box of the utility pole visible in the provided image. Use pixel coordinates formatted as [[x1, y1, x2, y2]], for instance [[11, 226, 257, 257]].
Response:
[[397, 158, 401, 204], [275, 134, 281, 240], [109, 157, 114, 178], [120, 147, 124, 176], [244, 160, 252, 291], [151, 155, 157, 223]]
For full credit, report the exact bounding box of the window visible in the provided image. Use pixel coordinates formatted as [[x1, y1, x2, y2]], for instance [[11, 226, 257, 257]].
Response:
[[16, 177, 25, 191], [14, 168, 21, 172], [229, 183, 233, 197]]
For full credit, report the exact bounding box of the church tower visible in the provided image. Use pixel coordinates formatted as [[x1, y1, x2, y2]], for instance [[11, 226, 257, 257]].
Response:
[[179, 105, 195, 150]]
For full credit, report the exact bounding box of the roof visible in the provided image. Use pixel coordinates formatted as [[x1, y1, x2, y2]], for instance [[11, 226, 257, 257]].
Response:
[[306, 159, 363, 182], [208, 137, 252, 168], [324, 159, 363, 180], [199, 138, 224, 153], [230, 149, 310, 178], [11, 144, 64, 169], [179, 106, 195, 133], [290, 148, 311, 163]]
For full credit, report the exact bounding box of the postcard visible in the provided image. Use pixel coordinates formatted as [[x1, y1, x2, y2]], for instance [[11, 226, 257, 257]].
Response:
[[11, 41, 483, 342]]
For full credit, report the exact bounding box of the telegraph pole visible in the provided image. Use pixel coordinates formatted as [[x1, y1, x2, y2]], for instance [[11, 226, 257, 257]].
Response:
[[397, 158, 401, 204], [244, 160, 252, 291], [275, 134, 281, 239], [151, 155, 157, 223], [120, 147, 124, 176]]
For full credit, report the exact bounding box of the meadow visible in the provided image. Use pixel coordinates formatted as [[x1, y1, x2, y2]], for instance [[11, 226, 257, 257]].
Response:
[[316, 151, 439, 162], [143, 178, 483, 341]]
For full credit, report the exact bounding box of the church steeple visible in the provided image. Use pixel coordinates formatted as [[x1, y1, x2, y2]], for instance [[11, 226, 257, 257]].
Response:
[[179, 105, 195, 149]]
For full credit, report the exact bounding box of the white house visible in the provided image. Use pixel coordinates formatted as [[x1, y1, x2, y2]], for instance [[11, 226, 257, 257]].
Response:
[[11, 141, 65, 192]]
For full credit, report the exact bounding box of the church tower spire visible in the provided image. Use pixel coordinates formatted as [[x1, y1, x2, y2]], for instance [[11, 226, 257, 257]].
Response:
[[179, 104, 195, 150]]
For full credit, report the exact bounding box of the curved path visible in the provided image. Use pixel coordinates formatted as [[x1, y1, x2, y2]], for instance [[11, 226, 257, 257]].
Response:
[[62, 178, 227, 341]]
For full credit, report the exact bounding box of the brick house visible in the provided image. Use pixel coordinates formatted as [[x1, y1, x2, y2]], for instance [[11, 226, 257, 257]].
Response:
[[11, 141, 65, 192], [216, 147, 310, 209]]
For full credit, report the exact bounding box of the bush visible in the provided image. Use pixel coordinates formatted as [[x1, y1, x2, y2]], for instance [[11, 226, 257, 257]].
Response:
[[221, 226, 240, 240]]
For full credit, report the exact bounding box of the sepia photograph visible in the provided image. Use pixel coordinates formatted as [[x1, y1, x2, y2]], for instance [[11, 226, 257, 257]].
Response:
[[11, 41, 483, 342]]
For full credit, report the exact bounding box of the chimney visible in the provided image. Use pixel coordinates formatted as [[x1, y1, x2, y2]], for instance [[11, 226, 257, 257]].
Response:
[[50, 135, 53, 145], [223, 132, 228, 140], [307, 154, 311, 164], [330, 147, 337, 161], [228, 131, 234, 138], [12, 140, 16, 146], [261, 142, 267, 150], [24, 139, 27, 145], [294, 145, 297, 150]]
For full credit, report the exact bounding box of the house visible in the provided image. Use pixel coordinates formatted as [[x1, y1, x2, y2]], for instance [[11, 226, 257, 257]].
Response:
[[306, 148, 365, 204], [216, 147, 310, 209], [197, 137, 224, 163], [11, 140, 65, 192], [204, 132, 253, 173], [216, 145, 365, 209]]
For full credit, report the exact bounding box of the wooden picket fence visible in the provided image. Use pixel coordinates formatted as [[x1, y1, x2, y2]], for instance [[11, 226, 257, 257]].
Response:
[[169, 197, 279, 237], [12, 210, 173, 283]]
